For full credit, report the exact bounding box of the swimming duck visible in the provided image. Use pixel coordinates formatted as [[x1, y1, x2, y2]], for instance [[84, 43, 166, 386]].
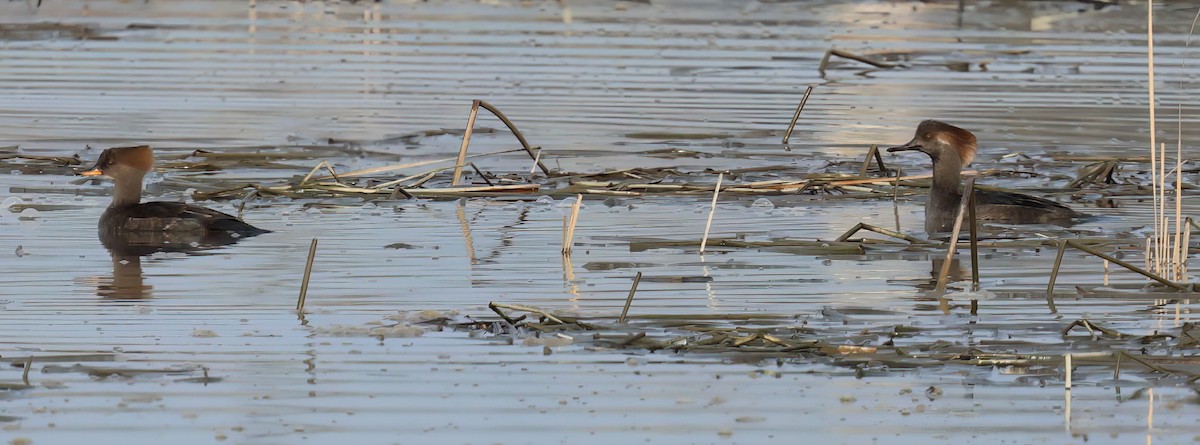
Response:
[[79, 145, 270, 241], [887, 120, 1086, 234]]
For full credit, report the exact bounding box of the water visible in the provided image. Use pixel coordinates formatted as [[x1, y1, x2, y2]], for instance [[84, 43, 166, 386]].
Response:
[[1, 1, 1199, 443]]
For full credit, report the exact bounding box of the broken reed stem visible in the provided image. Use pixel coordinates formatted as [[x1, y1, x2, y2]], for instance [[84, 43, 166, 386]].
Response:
[[859, 145, 876, 177], [1114, 351, 1123, 381], [451, 100, 482, 186], [700, 173, 724, 254], [22, 357, 31, 386], [859, 144, 889, 177], [1053, 241, 1082, 303], [490, 302, 564, 324], [237, 189, 258, 219], [561, 194, 583, 254], [296, 238, 318, 311], [1050, 240, 1188, 299], [618, 271, 643, 324], [781, 85, 813, 144], [834, 222, 924, 244], [390, 185, 414, 199], [469, 162, 494, 186], [1065, 353, 1073, 390], [1069, 240, 1188, 291], [933, 178, 976, 295], [488, 302, 519, 325], [477, 100, 551, 176], [529, 148, 543, 176], [300, 160, 341, 185], [818, 48, 898, 77]]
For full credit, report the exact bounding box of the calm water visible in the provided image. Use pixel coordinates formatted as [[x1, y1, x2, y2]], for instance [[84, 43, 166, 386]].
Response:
[[2, 1, 1200, 444]]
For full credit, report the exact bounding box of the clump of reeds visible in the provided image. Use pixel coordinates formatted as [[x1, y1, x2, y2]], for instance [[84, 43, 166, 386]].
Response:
[[1144, 3, 1196, 283]]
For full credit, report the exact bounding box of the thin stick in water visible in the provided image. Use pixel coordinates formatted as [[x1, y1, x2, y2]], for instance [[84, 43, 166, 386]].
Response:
[[858, 144, 889, 177], [296, 238, 318, 311], [933, 178, 976, 295], [469, 162, 495, 186], [1065, 353, 1073, 390], [818, 48, 898, 77], [1114, 351, 1123, 381], [1067, 239, 1187, 291], [834, 222, 923, 244], [389, 185, 414, 200], [1147, 1, 1159, 273], [529, 148, 543, 177], [968, 187, 980, 290], [22, 357, 31, 386], [700, 173, 724, 254], [1182, 224, 1192, 281], [562, 194, 583, 254], [781, 86, 813, 144], [1045, 240, 1068, 315], [618, 272, 643, 324], [451, 100, 482, 186]]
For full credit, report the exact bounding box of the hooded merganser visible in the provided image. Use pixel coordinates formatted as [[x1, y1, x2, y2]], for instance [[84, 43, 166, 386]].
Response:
[[79, 145, 270, 241], [887, 120, 1086, 234]]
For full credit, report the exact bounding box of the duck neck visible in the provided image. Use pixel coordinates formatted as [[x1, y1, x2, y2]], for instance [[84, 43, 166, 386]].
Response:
[[926, 158, 964, 232], [109, 172, 145, 208]]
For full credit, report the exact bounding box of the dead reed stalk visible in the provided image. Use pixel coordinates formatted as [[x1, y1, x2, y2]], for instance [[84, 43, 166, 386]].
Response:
[[562, 194, 583, 255], [700, 173, 724, 254], [933, 178, 978, 295], [451, 100, 481, 186], [619, 272, 643, 324], [296, 238, 318, 311], [781, 85, 813, 144]]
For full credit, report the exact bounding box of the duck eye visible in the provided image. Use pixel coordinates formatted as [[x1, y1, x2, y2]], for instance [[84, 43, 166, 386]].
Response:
[[922, 133, 932, 140]]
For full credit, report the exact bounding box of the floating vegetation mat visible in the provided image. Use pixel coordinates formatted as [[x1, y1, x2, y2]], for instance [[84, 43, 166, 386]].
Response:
[[306, 304, 1200, 388]]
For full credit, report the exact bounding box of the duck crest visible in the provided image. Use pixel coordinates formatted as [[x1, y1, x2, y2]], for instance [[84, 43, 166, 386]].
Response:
[[118, 145, 154, 172], [923, 120, 976, 167]]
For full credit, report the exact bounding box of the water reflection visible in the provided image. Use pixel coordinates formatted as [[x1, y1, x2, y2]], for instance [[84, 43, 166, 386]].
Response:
[[100, 254, 152, 299], [92, 230, 256, 299]]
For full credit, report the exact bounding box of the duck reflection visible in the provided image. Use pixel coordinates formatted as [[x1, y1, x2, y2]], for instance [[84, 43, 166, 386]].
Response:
[[97, 230, 257, 299]]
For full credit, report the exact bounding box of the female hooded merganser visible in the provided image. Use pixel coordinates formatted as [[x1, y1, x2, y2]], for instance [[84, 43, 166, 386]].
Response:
[[80, 145, 270, 241], [887, 120, 1086, 234]]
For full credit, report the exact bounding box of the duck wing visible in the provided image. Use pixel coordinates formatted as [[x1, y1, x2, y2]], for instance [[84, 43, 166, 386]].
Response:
[[972, 188, 1087, 220], [114, 201, 270, 235]]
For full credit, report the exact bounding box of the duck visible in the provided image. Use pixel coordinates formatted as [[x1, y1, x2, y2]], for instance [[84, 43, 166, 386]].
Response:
[[79, 145, 270, 245], [887, 120, 1087, 234]]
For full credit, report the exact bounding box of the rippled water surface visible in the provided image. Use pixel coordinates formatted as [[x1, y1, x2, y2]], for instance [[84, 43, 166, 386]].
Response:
[[2, 1, 1200, 444]]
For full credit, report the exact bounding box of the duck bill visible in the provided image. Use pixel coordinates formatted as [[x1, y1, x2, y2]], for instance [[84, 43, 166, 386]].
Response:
[[886, 140, 923, 153], [78, 167, 104, 177]]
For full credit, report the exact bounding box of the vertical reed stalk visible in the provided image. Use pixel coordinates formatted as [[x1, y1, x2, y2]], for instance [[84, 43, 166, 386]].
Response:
[[1147, 1, 1159, 274], [562, 194, 583, 254], [22, 357, 31, 386], [933, 178, 976, 295], [1065, 353, 1073, 391], [781, 86, 813, 144], [297, 238, 318, 311], [1046, 239, 1067, 314], [619, 272, 643, 324], [529, 148, 543, 176], [700, 173, 724, 253], [1181, 226, 1191, 281], [451, 100, 482, 186]]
